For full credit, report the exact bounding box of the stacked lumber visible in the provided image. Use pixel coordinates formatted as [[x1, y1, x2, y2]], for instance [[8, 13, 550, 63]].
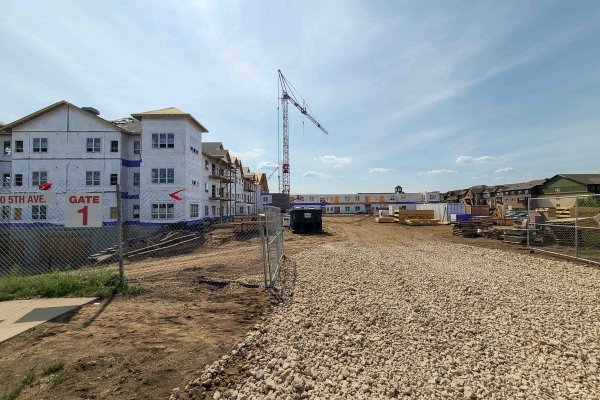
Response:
[[503, 228, 528, 244], [556, 208, 571, 219], [232, 215, 265, 233], [394, 210, 434, 223], [401, 219, 440, 226], [452, 222, 478, 238], [375, 216, 396, 223]]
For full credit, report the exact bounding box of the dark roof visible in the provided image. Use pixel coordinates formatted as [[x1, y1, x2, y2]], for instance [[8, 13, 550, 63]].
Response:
[[111, 117, 141, 134], [0, 100, 131, 134], [556, 174, 600, 185], [503, 179, 547, 191], [469, 185, 487, 194], [202, 142, 230, 161], [131, 107, 208, 133]]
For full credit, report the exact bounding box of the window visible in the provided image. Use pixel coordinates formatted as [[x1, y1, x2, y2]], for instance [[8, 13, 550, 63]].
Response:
[[86, 171, 101, 186], [151, 203, 174, 219], [309, 196, 314, 201], [1, 206, 9, 221], [32, 205, 47, 220], [110, 174, 118, 186], [355, 196, 360, 201], [205, 160, 209, 171], [32, 171, 47, 186], [133, 172, 140, 187], [345, 196, 350, 201], [110, 207, 118, 219], [3, 141, 10, 155], [190, 137, 199, 154], [204, 205, 209, 216], [211, 205, 217, 216], [204, 182, 208, 193], [15, 140, 23, 153], [212, 185, 217, 197], [190, 203, 199, 218], [345, 206, 351, 212], [355, 206, 360, 211], [2, 174, 9, 187], [32, 138, 48, 152], [86, 138, 101, 152], [133, 204, 140, 219], [152, 133, 174, 149], [191, 171, 199, 186], [133, 141, 141, 154], [240, 206, 244, 214], [14, 174, 22, 186], [110, 140, 119, 152], [151, 168, 174, 184], [13, 208, 22, 221]]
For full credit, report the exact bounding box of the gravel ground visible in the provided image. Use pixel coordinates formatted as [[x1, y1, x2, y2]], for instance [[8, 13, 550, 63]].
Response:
[[177, 241, 600, 399]]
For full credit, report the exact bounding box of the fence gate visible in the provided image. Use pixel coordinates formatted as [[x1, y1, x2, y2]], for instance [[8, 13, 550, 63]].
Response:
[[261, 206, 284, 288], [528, 194, 600, 265]]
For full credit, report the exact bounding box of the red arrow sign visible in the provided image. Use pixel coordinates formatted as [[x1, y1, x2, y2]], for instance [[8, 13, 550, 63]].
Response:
[[169, 189, 186, 201], [39, 182, 53, 191]]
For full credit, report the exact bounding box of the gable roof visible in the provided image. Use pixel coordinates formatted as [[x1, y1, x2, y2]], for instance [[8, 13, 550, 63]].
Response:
[[202, 142, 230, 162], [554, 174, 600, 186], [131, 107, 208, 133], [0, 100, 131, 134]]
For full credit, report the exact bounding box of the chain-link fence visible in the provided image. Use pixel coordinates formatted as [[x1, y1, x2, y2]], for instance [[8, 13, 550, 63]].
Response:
[[0, 185, 121, 278], [261, 206, 284, 289], [528, 194, 600, 265], [1, 183, 279, 304]]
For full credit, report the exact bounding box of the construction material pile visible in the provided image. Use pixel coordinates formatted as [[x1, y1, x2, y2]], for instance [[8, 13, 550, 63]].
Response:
[[177, 242, 600, 400], [394, 209, 439, 226], [452, 222, 478, 238], [232, 215, 265, 233]]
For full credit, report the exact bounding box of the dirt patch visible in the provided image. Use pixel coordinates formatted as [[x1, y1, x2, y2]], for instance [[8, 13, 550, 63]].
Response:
[[0, 230, 272, 400]]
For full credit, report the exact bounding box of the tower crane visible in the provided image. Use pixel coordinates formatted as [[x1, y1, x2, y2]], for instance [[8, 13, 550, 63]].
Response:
[[278, 69, 328, 194]]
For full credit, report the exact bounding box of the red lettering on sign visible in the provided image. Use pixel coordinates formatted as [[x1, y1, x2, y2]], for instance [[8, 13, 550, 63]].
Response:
[[69, 195, 101, 204], [77, 205, 89, 226]]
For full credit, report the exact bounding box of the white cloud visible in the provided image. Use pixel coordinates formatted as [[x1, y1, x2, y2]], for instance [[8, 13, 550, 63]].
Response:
[[232, 148, 265, 160], [316, 155, 351, 168], [455, 155, 495, 164], [494, 167, 513, 174], [303, 170, 330, 178], [257, 161, 277, 170], [419, 169, 457, 176], [368, 167, 392, 174]]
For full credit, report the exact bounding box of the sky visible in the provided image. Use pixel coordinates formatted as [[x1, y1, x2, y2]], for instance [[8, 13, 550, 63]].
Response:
[[1, 0, 599, 194]]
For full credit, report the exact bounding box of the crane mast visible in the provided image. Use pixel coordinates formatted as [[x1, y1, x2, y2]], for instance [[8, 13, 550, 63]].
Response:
[[278, 69, 328, 194]]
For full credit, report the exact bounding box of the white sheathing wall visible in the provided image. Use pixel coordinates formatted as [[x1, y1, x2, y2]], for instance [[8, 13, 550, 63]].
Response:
[[139, 117, 187, 223], [0, 133, 11, 187], [183, 119, 206, 221], [4, 105, 124, 223]]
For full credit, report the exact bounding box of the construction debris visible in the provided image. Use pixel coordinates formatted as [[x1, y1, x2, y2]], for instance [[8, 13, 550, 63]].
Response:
[[452, 222, 478, 238]]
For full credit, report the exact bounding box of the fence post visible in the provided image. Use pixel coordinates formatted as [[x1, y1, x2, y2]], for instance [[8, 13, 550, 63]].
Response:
[[116, 184, 124, 283], [260, 212, 268, 288], [527, 198, 531, 249], [575, 196, 579, 258]]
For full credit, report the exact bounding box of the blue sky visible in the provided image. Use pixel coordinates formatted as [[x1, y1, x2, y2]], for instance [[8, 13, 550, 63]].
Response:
[[1, 0, 599, 193]]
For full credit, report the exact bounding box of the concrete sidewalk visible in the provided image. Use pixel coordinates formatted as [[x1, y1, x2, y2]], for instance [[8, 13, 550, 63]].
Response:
[[0, 297, 96, 343]]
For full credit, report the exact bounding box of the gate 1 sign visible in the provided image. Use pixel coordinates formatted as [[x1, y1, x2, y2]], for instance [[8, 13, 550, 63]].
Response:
[[65, 194, 103, 228], [0, 193, 57, 205]]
